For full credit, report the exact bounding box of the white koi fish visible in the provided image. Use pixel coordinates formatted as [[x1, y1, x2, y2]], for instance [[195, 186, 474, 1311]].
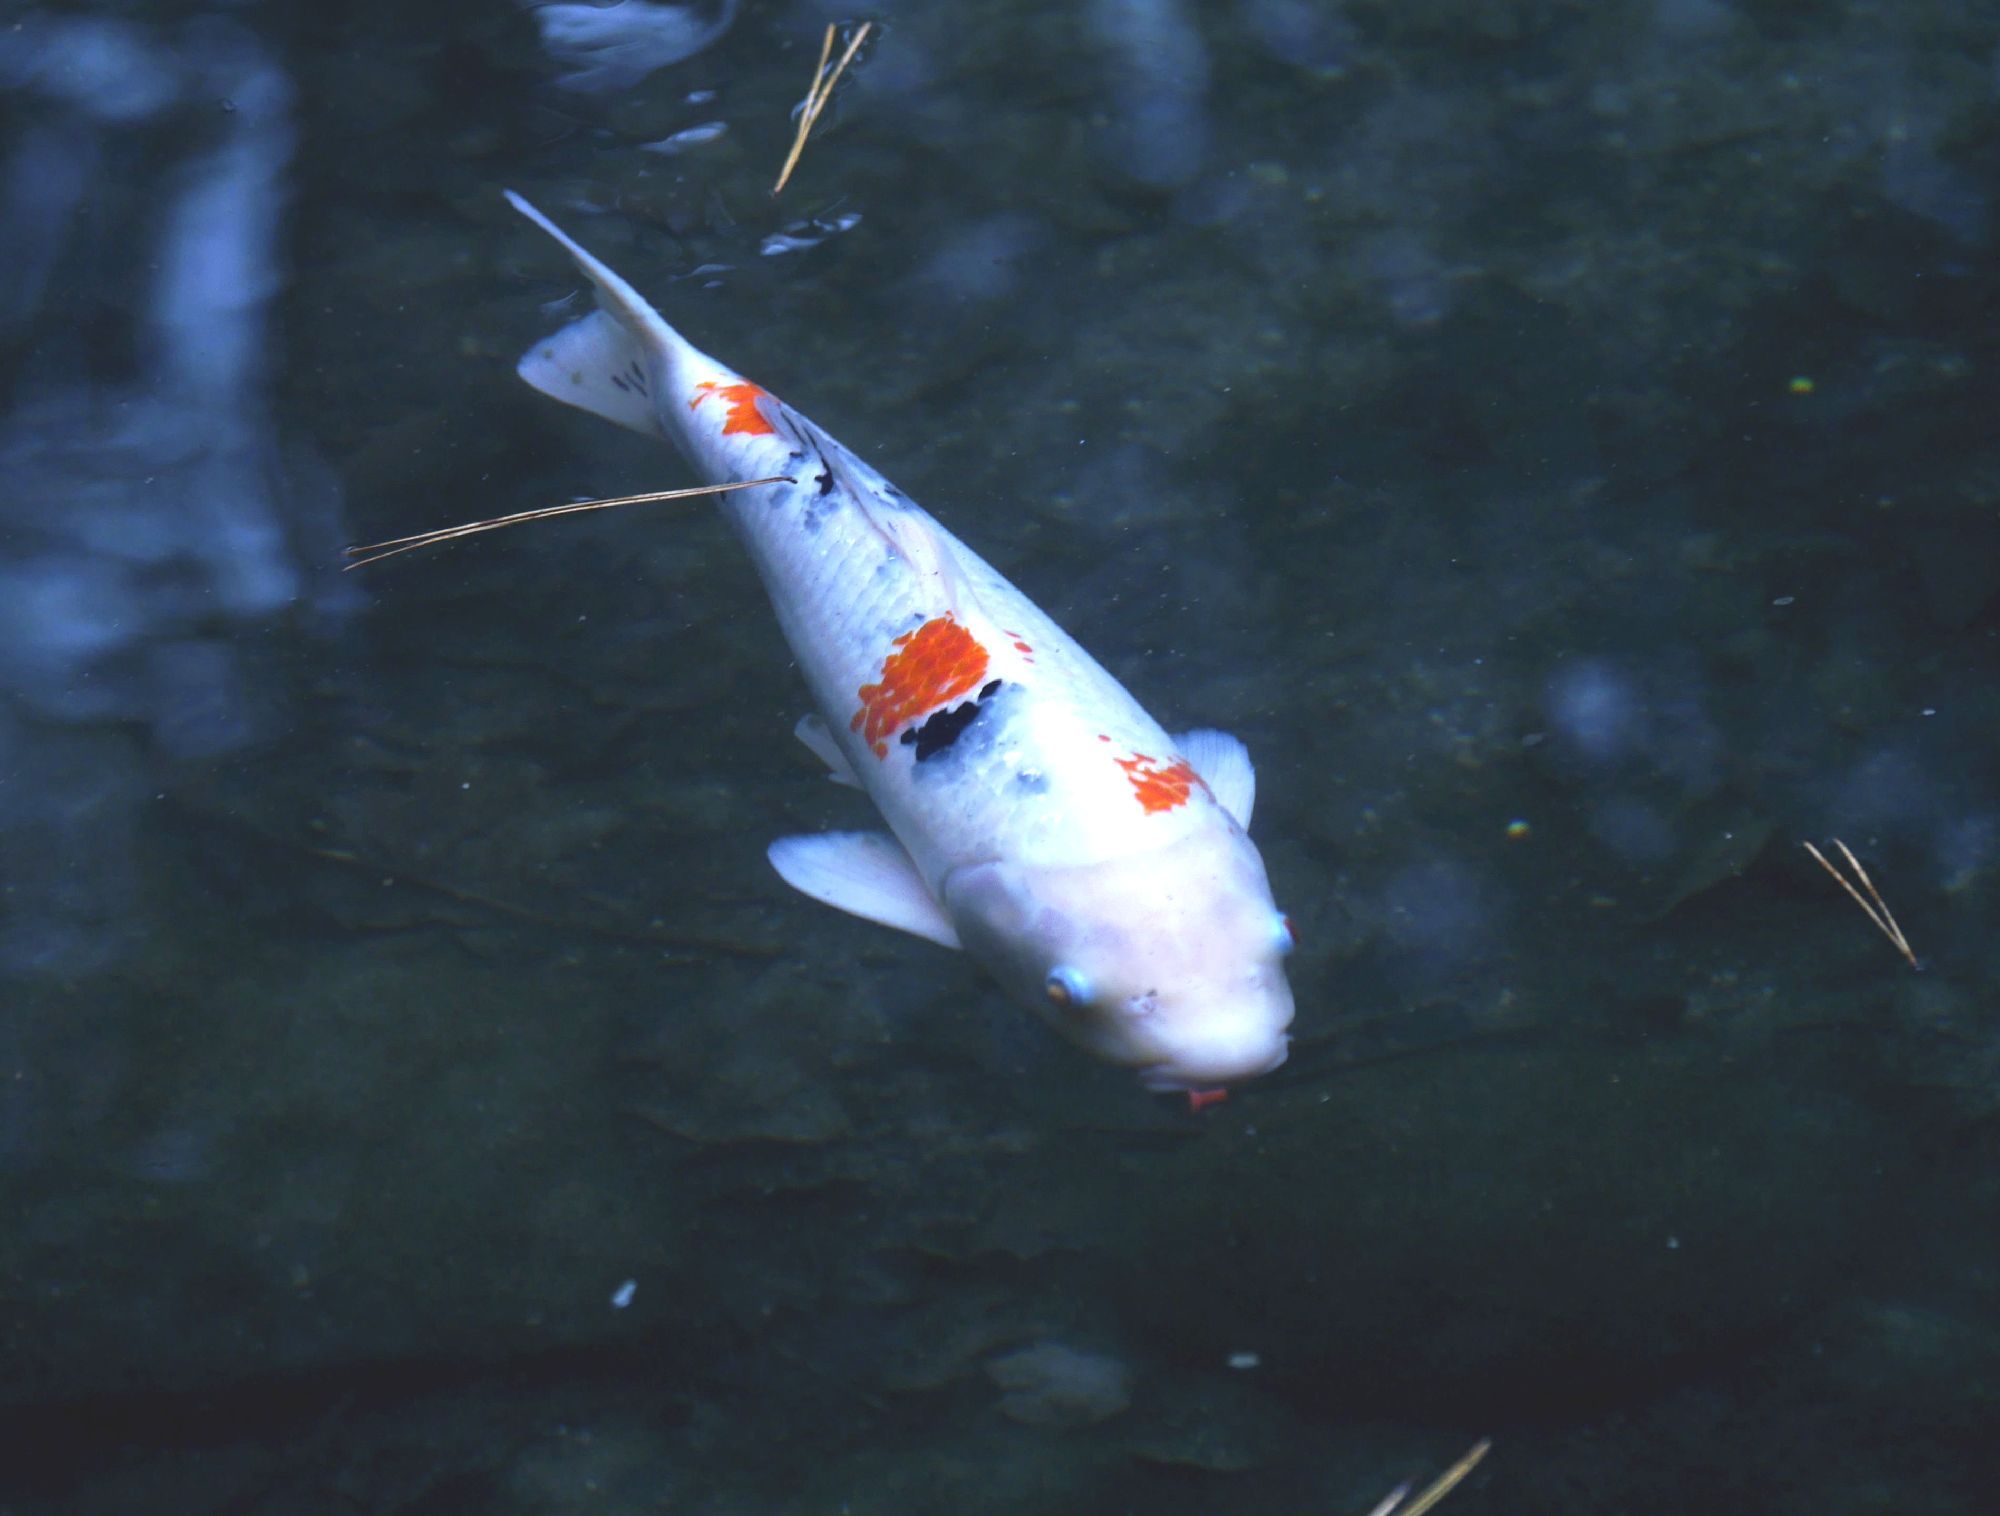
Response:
[[504, 191, 1295, 1090]]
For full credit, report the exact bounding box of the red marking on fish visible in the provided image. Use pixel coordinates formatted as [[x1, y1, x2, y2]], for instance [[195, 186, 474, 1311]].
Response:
[[851, 615, 991, 758], [1115, 752, 1203, 815], [1001, 628, 1035, 662], [689, 380, 777, 436], [1186, 1087, 1229, 1113]]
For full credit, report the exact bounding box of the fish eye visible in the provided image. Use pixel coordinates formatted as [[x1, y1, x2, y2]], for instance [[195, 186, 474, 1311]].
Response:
[[1045, 966, 1091, 1009], [1274, 914, 1296, 956]]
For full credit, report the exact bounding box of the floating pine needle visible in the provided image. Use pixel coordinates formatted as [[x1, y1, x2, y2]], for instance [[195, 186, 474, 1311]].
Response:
[[772, 20, 872, 196], [1803, 839, 1920, 970], [342, 477, 793, 568], [1399, 1439, 1491, 1516], [1367, 1439, 1492, 1516]]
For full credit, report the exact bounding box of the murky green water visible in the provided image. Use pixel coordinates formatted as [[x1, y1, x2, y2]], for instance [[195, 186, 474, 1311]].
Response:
[[2, 0, 1996, 1510]]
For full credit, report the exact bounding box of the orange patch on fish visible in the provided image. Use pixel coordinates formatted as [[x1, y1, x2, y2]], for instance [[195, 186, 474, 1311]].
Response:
[[852, 615, 991, 758], [1115, 752, 1203, 815], [689, 379, 777, 436]]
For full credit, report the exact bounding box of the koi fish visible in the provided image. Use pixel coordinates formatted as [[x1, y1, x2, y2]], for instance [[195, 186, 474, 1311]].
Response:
[[504, 191, 1295, 1090]]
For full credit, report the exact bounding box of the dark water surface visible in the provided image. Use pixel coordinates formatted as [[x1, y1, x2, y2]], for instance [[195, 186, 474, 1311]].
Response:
[[3, 0, 1997, 1510]]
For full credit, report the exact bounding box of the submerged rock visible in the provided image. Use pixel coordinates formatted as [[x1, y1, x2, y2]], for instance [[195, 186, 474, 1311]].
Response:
[[986, 1342, 1132, 1427]]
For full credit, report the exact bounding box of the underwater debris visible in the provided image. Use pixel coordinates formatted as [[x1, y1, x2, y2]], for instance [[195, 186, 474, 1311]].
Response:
[[1365, 1438, 1491, 1516], [759, 210, 862, 256], [1803, 838, 1920, 970], [641, 119, 728, 155], [772, 20, 872, 196]]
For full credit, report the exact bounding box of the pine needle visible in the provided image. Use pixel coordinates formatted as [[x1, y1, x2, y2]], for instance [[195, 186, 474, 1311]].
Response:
[[1803, 839, 1920, 970], [342, 477, 793, 568], [1399, 1439, 1491, 1516], [1366, 1440, 1491, 1516], [772, 21, 872, 196]]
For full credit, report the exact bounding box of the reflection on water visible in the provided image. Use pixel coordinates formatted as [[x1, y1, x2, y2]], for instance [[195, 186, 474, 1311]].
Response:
[[0, 12, 352, 973], [532, 0, 740, 94]]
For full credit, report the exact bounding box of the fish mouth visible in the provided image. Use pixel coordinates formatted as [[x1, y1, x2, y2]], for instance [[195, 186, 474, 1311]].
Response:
[[1137, 1037, 1289, 1093]]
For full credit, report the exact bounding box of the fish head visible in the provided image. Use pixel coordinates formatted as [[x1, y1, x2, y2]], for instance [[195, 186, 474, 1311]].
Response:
[[944, 825, 1295, 1089]]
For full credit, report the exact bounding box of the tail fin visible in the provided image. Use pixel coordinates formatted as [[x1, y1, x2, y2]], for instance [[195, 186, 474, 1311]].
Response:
[[506, 190, 698, 439]]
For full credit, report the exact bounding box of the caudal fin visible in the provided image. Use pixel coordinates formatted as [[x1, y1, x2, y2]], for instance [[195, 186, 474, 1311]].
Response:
[[505, 190, 698, 439]]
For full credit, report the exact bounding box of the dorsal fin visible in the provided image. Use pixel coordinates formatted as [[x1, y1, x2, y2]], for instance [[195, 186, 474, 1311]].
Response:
[[802, 417, 981, 625], [1176, 728, 1257, 828]]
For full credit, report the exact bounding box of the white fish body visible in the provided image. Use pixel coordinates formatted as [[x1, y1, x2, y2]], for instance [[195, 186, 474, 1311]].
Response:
[[505, 192, 1295, 1089]]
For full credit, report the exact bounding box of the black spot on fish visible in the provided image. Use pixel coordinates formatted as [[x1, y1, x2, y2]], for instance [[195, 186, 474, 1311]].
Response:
[[902, 701, 981, 760], [816, 469, 834, 495], [902, 679, 1004, 762]]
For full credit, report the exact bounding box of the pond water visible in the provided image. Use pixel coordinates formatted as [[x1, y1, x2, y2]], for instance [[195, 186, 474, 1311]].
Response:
[[2, 1, 1996, 1511]]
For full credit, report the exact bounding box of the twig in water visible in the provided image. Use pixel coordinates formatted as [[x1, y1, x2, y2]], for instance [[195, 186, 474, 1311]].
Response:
[[342, 477, 793, 568], [772, 21, 872, 196], [1803, 839, 1920, 970], [1366, 1439, 1491, 1516]]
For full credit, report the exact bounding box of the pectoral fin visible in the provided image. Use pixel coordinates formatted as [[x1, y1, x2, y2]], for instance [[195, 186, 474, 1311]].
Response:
[[793, 714, 862, 788], [1176, 728, 1256, 829], [768, 832, 962, 949]]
